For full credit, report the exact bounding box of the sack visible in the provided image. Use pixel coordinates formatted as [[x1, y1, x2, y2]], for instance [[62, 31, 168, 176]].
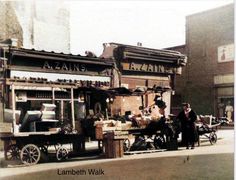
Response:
[[130, 136, 147, 151]]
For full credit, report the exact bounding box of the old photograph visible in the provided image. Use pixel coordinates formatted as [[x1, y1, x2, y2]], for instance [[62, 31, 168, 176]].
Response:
[[0, 0, 234, 179]]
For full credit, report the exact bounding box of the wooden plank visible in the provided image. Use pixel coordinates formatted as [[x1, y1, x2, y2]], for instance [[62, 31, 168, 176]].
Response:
[[13, 131, 59, 137], [52, 87, 55, 104], [113, 135, 129, 140], [124, 149, 166, 155], [0, 122, 12, 133], [11, 84, 17, 133], [6, 79, 77, 89]]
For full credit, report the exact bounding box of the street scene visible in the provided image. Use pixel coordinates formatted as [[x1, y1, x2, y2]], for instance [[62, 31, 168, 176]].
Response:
[[0, 1, 234, 180], [0, 128, 234, 179]]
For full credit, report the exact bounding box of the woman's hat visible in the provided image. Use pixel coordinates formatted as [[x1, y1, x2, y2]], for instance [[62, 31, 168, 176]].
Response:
[[156, 100, 167, 109], [182, 102, 190, 108]]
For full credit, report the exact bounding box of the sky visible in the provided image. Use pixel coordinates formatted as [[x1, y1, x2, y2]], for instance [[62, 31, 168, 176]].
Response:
[[70, 0, 233, 56]]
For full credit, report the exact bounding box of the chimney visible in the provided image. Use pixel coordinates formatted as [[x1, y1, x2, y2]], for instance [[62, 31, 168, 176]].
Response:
[[137, 42, 142, 47], [11, 38, 18, 47]]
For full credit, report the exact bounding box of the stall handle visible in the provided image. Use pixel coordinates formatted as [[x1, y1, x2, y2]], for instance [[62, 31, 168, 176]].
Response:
[[71, 87, 75, 130]]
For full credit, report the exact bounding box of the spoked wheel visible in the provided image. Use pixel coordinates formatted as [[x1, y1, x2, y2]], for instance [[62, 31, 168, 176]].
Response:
[[5, 144, 20, 160], [56, 147, 68, 161], [154, 135, 166, 149], [209, 132, 217, 145], [20, 144, 41, 165], [123, 138, 131, 152]]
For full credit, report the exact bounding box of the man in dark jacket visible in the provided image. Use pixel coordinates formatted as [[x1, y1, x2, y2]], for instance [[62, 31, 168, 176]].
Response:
[[177, 103, 197, 149]]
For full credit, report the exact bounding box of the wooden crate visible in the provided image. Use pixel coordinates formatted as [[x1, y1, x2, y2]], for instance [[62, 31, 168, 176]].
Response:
[[95, 126, 103, 140], [103, 132, 124, 158], [0, 122, 12, 133]]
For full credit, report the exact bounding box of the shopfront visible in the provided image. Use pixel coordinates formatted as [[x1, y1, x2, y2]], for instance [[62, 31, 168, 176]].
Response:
[[100, 43, 187, 116], [214, 74, 234, 121], [0, 47, 115, 134]]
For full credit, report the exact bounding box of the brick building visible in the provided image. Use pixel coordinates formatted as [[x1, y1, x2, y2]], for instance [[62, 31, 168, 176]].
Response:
[[100, 43, 187, 116], [168, 4, 234, 118]]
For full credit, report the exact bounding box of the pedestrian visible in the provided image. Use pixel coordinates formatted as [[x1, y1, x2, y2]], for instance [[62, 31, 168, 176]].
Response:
[[177, 103, 197, 149], [225, 101, 233, 122]]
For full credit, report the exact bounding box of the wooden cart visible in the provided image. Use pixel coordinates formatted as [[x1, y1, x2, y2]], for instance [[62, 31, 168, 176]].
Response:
[[1, 131, 84, 165], [0, 79, 101, 165], [196, 115, 220, 146]]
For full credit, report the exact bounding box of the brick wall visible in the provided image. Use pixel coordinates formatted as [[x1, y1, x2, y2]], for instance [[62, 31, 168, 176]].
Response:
[[168, 4, 234, 115], [186, 4, 234, 115]]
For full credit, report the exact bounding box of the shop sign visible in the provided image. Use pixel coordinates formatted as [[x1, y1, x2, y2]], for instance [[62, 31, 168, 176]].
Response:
[[43, 61, 86, 72], [214, 74, 234, 85], [16, 92, 27, 102], [218, 43, 234, 62], [122, 62, 179, 74]]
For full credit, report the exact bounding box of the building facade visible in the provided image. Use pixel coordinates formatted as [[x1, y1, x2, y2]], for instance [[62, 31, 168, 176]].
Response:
[[0, 2, 23, 47], [101, 43, 187, 116], [168, 4, 234, 118]]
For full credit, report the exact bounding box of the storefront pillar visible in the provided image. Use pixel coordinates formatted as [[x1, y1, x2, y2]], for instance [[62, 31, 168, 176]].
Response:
[[11, 84, 16, 133]]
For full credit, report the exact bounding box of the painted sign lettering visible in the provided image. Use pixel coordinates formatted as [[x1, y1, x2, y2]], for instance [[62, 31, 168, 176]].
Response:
[[43, 61, 86, 72], [123, 62, 178, 74]]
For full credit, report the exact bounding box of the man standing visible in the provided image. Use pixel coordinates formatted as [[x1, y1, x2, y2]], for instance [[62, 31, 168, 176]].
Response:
[[177, 103, 197, 149]]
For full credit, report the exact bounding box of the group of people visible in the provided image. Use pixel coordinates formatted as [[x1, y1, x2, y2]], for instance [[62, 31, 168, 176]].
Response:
[[134, 94, 198, 149], [152, 97, 198, 149], [147, 96, 198, 149]]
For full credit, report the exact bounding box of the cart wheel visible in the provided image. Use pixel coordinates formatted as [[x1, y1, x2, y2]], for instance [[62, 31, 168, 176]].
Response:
[[154, 135, 165, 149], [5, 144, 20, 160], [123, 138, 131, 152], [20, 144, 41, 165], [209, 132, 217, 145], [56, 147, 68, 161]]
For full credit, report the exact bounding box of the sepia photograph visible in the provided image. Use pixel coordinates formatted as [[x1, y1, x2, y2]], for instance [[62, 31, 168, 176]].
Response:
[[0, 0, 234, 179]]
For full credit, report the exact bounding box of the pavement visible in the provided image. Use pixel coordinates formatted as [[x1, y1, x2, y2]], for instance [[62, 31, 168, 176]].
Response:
[[0, 129, 234, 179]]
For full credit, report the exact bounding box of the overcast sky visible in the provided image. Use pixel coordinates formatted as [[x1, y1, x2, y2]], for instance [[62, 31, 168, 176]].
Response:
[[70, 0, 233, 56]]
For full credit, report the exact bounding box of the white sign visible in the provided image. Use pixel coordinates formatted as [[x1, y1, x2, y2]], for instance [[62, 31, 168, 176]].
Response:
[[218, 44, 234, 62], [11, 70, 111, 82], [15, 92, 27, 102], [214, 74, 234, 85]]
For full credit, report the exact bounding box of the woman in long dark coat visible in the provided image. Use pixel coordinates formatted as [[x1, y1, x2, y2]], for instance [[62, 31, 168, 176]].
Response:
[[177, 103, 197, 149]]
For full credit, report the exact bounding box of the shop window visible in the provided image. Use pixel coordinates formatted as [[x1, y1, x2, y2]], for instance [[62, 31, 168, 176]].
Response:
[[74, 102, 86, 120], [217, 87, 234, 96], [217, 97, 234, 121]]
